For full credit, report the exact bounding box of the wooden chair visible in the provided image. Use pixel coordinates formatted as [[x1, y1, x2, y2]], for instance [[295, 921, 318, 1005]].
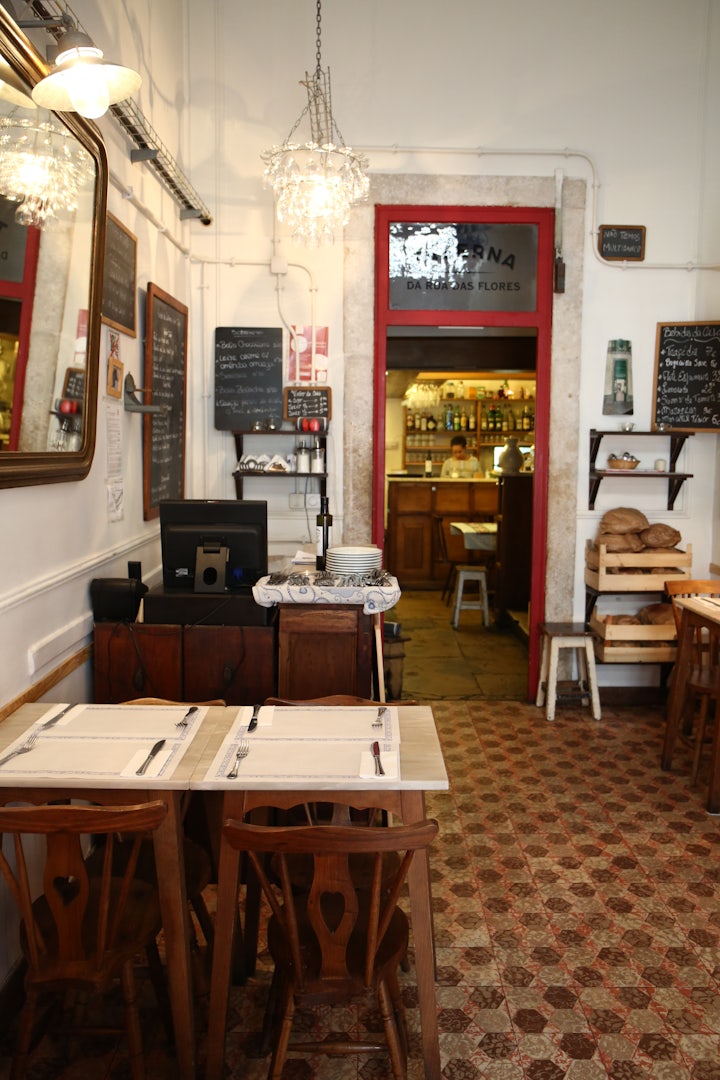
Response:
[[221, 818, 438, 1080], [665, 580, 720, 783], [0, 800, 168, 1080]]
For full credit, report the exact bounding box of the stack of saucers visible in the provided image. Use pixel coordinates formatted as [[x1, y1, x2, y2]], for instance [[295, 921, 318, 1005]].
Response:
[[325, 545, 383, 574]]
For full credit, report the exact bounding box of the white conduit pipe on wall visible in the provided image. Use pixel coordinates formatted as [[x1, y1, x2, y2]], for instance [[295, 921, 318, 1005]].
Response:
[[358, 144, 720, 272]]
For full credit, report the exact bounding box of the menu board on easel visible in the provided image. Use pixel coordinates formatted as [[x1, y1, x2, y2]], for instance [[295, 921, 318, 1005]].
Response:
[[652, 321, 720, 431], [142, 283, 188, 520]]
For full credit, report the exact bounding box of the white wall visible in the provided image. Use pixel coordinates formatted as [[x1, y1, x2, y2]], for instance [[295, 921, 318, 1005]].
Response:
[[2, 0, 720, 710]]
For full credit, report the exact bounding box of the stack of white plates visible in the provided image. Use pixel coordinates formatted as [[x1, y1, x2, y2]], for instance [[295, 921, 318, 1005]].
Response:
[[325, 545, 383, 574]]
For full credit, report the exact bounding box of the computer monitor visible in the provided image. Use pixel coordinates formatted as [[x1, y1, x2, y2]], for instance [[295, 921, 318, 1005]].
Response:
[[159, 499, 268, 593]]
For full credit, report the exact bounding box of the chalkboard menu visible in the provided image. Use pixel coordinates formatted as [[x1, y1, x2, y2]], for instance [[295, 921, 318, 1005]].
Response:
[[101, 213, 137, 337], [143, 283, 188, 520], [653, 321, 720, 431], [598, 225, 646, 262], [283, 385, 332, 420], [214, 327, 283, 430], [62, 367, 85, 401]]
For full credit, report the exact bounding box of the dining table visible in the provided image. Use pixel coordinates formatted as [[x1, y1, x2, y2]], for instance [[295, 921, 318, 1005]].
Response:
[[661, 594, 720, 812], [450, 519, 498, 552], [192, 702, 449, 1080], [0, 700, 449, 1080], [0, 699, 223, 1080]]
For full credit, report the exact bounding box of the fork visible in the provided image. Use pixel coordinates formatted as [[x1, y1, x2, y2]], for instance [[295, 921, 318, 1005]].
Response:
[[226, 740, 250, 779], [372, 705, 388, 728], [176, 705, 198, 729], [0, 731, 40, 768]]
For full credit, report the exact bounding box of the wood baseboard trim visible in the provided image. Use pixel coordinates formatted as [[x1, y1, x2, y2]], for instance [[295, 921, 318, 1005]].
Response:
[[0, 645, 92, 724]]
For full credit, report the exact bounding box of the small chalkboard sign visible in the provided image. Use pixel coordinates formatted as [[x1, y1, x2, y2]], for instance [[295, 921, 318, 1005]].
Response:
[[214, 327, 283, 430], [101, 213, 137, 337], [143, 284, 188, 520], [62, 367, 85, 401], [653, 321, 720, 431], [283, 385, 332, 421], [598, 225, 646, 262]]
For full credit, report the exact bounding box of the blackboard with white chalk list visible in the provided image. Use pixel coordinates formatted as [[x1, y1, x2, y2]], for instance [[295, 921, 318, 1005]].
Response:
[[143, 284, 188, 520], [214, 327, 283, 430], [653, 321, 720, 432]]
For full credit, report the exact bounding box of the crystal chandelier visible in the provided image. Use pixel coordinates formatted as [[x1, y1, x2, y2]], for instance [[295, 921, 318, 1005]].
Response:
[[261, 0, 369, 246], [0, 112, 94, 227]]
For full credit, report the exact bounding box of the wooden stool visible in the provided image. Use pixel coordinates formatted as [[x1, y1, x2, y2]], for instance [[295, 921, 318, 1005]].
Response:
[[536, 621, 601, 721], [451, 568, 490, 628]]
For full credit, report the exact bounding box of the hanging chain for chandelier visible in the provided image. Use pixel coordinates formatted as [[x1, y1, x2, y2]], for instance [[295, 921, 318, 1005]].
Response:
[[261, 0, 369, 246]]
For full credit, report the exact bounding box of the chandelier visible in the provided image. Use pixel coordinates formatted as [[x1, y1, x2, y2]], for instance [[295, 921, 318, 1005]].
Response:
[[0, 113, 94, 227], [261, 0, 369, 246]]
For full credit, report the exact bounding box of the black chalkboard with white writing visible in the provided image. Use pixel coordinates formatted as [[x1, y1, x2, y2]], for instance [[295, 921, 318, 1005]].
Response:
[[214, 327, 283, 430], [101, 213, 137, 336], [283, 386, 332, 420], [653, 321, 720, 431], [143, 284, 188, 520], [598, 225, 646, 262]]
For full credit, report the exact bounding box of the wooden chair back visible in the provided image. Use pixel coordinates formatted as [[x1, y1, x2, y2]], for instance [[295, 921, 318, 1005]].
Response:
[[223, 816, 437, 992], [664, 579, 720, 634], [0, 800, 167, 1079], [264, 695, 417, 707]]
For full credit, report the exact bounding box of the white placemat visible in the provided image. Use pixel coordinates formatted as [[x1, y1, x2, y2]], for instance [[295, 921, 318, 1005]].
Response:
[[36, 704, 207, 740], [203, 738, 399, 785], [0, 734, 187, 782], [230, 705, 399, 742]]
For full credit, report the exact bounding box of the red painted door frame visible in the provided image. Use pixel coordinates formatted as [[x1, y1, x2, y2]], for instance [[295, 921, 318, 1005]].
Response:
[[372, 205, 554, 700]]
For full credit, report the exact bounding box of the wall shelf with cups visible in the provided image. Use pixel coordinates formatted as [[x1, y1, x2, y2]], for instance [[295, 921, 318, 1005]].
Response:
[[232, 430, 327, 500], [588, 429, 694, 510]]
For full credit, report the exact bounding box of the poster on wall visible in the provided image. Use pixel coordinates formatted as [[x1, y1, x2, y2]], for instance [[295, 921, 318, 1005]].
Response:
[[288, 325, 329, 383]]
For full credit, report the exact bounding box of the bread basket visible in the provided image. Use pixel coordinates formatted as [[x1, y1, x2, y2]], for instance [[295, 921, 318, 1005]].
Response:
[[607, 454, 639, 470]]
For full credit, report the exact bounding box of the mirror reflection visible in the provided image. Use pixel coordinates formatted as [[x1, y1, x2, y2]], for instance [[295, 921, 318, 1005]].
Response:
[[0, 3, 105, 487], [0, 105, 95, 453]]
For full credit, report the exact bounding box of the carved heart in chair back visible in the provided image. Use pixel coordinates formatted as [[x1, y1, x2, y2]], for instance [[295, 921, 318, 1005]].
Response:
[[52, 875, 81, 905]]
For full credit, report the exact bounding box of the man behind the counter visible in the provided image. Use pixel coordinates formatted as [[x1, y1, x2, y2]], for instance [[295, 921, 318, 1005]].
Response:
[[441, 435, 480, 477]]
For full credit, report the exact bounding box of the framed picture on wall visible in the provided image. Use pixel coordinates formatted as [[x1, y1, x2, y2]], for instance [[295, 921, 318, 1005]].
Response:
[[101, 213, 137, 337]]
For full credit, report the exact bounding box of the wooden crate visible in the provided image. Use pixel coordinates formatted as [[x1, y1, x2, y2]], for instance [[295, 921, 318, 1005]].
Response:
[[589, 610, 677, 663], [585, 541, 692, 593]]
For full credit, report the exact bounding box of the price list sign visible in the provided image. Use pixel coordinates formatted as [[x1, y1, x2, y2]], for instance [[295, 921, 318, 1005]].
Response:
[[653, 322, 720, 431], [214, 327, 283, 431]]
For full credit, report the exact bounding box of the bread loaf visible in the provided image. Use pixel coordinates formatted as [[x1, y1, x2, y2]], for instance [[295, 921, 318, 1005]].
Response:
[[599, 507, 650, 534], [596, 531, 645, 553], [639, 523, 682, 549]]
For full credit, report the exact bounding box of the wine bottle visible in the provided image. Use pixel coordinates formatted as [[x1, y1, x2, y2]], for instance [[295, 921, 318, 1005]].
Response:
[[316, 496, 333, 570]]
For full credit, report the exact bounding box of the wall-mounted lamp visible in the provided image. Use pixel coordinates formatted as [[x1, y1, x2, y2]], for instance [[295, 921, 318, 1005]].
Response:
[[123, 372, 168, 415], [31, 29, 141, 119]]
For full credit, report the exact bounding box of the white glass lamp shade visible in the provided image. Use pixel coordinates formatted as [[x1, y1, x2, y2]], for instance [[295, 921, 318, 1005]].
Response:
[[31, 31, 141, 118]]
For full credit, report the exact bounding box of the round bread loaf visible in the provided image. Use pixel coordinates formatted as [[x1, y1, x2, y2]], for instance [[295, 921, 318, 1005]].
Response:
[[639, 523, 681, 549], [599, 507, 650, 534], [637, 602, 675, 625], [596, 531, 645, 553]]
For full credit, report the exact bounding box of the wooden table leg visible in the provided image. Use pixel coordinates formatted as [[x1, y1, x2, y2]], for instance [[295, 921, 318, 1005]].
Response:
[[661, 610, 693, 771], [206, 791, 244, 1080], [401, 790, 440, 1080], [152, 791, 196, 1080]]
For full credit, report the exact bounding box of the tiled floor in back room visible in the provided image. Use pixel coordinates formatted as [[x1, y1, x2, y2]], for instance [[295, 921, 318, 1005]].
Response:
[[3, 599, 720, 1079]]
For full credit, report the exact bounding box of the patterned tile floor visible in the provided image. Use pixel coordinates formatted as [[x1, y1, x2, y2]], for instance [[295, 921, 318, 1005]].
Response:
[[3, 599, 720, 1078]]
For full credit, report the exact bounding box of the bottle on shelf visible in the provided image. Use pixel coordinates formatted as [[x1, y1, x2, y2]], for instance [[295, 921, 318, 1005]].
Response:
[[460, 407, 468, 431], [444, 405, 454, 430], [424, 455, 433, 477], [453, 405, 461, 431], [480, 405, 488, 431], [468, 407, 476, 432], [316, 496, 333, 570], [522, 405, 531, 432]]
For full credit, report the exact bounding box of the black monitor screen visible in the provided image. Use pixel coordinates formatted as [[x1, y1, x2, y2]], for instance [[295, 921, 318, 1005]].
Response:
[[159, 500, 268, 592]]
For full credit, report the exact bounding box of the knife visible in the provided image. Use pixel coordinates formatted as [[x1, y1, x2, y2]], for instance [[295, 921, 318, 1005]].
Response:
[[41, 703, 73, 729], [247, 703, 261, 733], [136, 739, 166, 776], [372, 740, 385, 776]]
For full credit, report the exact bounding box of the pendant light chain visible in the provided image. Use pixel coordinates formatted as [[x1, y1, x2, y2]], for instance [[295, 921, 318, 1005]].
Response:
[[315, 0, 323, 78]]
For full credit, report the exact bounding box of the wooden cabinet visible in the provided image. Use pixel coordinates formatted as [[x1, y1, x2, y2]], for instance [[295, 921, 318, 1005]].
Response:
[[93, 621, 276, 704], [277, 604, 373, 699], [386, 479, 499, 588]]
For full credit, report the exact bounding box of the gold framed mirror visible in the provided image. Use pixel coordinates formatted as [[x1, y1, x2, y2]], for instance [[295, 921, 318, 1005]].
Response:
[[0, 6, 106, 487]]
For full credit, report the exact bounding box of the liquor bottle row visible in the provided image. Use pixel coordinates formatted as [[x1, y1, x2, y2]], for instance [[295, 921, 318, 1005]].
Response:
[[405, 402, 477, 434], [481, 402, 534, 433], [405, 399, 535, 437]]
